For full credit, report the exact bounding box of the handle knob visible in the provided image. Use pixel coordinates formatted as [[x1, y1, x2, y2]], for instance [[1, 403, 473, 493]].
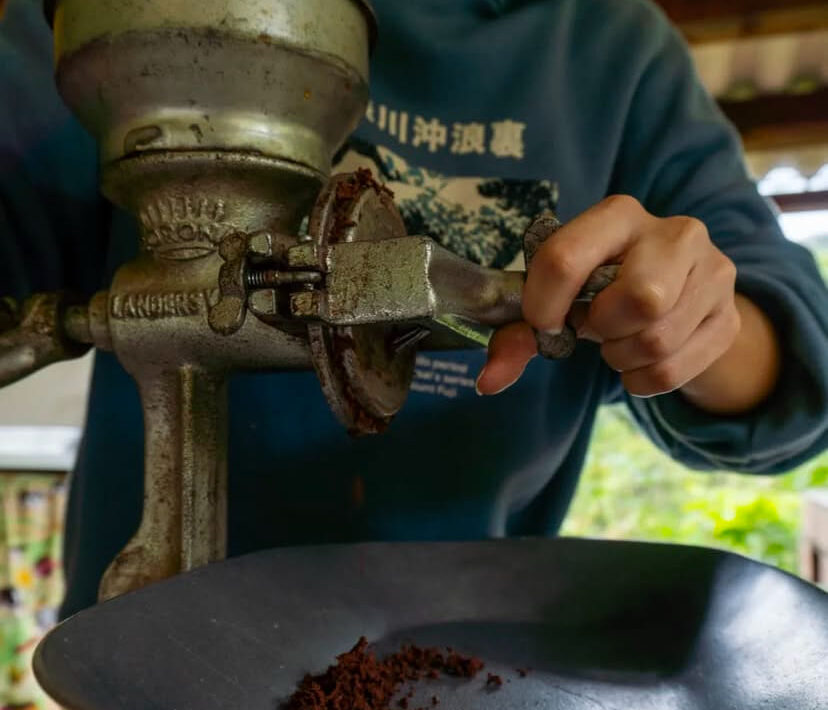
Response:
[[523, 211, 619, 359]]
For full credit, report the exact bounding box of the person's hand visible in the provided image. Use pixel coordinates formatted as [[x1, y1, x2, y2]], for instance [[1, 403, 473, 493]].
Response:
[[476, 195, 779, 414]]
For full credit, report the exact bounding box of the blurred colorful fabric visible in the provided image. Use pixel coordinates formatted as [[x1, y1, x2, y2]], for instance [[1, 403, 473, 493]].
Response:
[[0, 474, 65, 710]]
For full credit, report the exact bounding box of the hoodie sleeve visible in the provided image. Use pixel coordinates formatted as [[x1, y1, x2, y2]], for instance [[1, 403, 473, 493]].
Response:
[[605, 1, 828, 473], [0, 0, 108, 302]]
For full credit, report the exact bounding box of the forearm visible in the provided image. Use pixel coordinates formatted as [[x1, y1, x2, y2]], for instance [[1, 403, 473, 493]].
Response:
[[679, 294, 781, 415]]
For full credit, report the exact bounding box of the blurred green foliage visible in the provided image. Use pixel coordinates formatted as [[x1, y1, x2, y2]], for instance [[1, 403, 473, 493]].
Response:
[[562, 404, 827, 573], [817, 249, 828, 279]]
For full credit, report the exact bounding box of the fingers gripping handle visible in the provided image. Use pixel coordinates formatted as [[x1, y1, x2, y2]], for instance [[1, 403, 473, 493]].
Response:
[[522, 211, 619, 359]]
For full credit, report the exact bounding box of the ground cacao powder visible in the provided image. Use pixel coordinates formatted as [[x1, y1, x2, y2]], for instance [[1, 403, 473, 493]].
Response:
[[282, 637, 491, 710], [485, 673, 503, 689]]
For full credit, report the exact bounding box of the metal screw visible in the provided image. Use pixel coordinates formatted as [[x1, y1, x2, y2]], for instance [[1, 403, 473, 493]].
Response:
[[246, 269, 322, 289]]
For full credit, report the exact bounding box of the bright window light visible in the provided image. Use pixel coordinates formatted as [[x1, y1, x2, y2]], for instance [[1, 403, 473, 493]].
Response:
[[808, 165, 828, 192], [758, 166, 809, 196], [778, 210, 828, 245]]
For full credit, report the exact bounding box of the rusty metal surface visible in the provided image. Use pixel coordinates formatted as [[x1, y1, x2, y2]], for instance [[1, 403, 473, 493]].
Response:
[[523, 212, 618, 359], [5, 0, 621, 617], [0, 293, 91, 388], [53, 0, 374, 71], [303, 172, 415, 435], [53, 0, 372, 176], [62, 304, 94, 345], [5, 1, 377, 605], [0, 163, 620, 606], [290, 187, 616, 348], [294, 237, 527, 329], [0, 297, 19, 333], [577, 265, 620, 301], [208, 232, 252, 337], [282, 172, 623, 432], [101, 150, 320, 371], [97, 150, 321, 599], [46, 0, 378, 603], [99, 369, 227, 602]]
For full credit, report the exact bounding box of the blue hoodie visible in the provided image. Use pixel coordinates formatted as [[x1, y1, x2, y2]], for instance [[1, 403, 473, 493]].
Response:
[[1, 0, 826, 618]]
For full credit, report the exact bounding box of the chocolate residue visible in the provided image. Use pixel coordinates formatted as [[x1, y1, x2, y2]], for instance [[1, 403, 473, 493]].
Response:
[[330, 168, 394, 241], [282, 637, 485, 710], [334, 167, 394, 202]]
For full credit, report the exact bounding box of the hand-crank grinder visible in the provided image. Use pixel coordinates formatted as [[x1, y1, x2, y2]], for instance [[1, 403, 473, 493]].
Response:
[[0, 0, 616, 602]]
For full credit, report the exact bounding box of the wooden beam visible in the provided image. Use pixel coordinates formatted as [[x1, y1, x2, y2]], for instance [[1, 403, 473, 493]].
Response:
[[718, 88, 828, 152], [652, 0, 828, 43], [771, 191, 828, 213], [653, 0, 826, 24]]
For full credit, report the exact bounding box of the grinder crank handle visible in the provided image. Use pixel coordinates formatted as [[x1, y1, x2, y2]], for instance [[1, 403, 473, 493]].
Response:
[[522, 211, 619, 358], [274, 171, 618, 360], [281, 224, 618, 356]]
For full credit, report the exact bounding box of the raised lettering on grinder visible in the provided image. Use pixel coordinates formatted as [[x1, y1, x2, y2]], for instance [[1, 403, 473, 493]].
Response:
[[110, 290, 220, 320]]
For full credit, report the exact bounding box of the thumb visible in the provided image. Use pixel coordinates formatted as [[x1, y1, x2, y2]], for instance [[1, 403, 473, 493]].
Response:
[[476, 322, 537, 395]]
